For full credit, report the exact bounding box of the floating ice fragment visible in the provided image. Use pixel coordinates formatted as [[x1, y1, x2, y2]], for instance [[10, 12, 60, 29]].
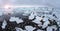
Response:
[[32, 16, 43, 24], [43, 17, 48, 21], [42, 21, 50, 28], [29, 12, 35, 20], [15, 27, 26, 31], [16, 19, 23, 24], [25, 26, 36, 31], [9, 17, 23, 24], [9, 17, 17, 22], [57, 22, 60, 27], [1, 20, 7, 29], [37, 29, 43, 31]]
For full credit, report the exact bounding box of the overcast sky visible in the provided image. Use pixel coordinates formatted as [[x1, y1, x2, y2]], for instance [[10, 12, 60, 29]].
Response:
[[0, 0, 60, 9]]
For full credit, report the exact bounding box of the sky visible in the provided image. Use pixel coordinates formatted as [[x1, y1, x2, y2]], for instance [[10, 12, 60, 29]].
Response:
[[0, 0, 60, 18], [0, 0, 60, 9]]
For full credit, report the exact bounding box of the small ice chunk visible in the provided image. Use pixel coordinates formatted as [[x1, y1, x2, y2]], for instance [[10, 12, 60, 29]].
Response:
[[33, 19, 42, 24], [37, 29, 43, 31], [43, 17, 48, 21], [42, 21, 50, 28], [23, 10, 32, 16], [57, 22, 60, 27], [9, 17, 23, 24], [32, 16, 43, 24], [36, 16, 43, 21], [1, 20, 7, 29], [47, 15, 55, 20], [47, 26, 53, 31], [15, 27, 26, 31], [29, 12, 35, 20], [16, 19, 23, 24], [25, 26, 36, 31], [9, 17, 17, 22]]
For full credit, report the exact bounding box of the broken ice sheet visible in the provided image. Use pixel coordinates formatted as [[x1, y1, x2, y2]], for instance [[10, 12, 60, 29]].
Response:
[[29, 12, 35, 20], [25, 26, 36, 31], [9, 17, 23, 24], [23, 10, 31, 16], [43, 17, 48, 21], [1, 20, 7, 29], [32, 16, 43, 24], [42, 21, 50, 28], [16, 19, 23, 24], [9, 17, 17, 22]]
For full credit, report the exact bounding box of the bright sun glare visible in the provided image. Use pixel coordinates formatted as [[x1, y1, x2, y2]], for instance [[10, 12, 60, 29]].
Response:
[[4, 5, 12, 9]]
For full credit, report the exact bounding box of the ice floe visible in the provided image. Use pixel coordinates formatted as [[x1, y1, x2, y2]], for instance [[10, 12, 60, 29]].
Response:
[[42, 21, 50, 28], [1, 20, 7, 29], [9, 17, 23, 24], [25, 26, 36, 31], [37, 29, 44, 31], [32, 16, 43, 24], [29, 12, 35, 20]]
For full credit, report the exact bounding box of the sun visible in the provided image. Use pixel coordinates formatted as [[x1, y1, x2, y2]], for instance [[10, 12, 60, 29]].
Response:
[[4, 4, 13, 14], [4, 4, 12, 9]]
